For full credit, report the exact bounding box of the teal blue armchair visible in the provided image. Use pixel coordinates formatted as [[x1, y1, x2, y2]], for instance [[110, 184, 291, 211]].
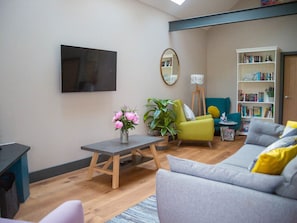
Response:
[[205, 97, 241, 135]]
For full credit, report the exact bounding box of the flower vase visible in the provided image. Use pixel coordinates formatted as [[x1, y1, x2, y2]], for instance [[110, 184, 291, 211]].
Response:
[[120, 130, 129, 144]]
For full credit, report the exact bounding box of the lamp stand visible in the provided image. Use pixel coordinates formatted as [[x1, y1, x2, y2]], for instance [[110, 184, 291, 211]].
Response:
[[191, 84, 206, 116]]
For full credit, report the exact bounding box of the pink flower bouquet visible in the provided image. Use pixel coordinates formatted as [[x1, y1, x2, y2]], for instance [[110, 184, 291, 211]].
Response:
[[112, 106, 139, 132]]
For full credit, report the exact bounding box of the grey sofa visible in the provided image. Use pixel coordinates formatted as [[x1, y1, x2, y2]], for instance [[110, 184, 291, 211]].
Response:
[[156, 119, 297, 223]]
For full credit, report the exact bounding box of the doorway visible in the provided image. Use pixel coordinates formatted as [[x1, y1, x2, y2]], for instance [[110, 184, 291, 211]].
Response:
[[279, 52, 297, 124]]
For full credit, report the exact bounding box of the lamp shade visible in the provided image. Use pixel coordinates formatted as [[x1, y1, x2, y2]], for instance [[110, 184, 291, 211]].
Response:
[[191, 74, 204, 85]]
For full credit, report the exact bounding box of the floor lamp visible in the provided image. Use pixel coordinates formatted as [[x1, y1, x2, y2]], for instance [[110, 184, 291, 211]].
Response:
[[191, 74, 206, 116]]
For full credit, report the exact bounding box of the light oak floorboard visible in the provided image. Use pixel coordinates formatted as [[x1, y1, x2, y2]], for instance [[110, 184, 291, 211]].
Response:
[[15, 136, 245, 223]]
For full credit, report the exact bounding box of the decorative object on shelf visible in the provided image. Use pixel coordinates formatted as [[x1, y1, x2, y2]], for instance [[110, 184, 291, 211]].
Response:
[[220, 112, 227, 122], [265, 86, 274, 97], [191, 74, 206, 115], [265, 86, 274, 102], [112, 106, 139, 143]]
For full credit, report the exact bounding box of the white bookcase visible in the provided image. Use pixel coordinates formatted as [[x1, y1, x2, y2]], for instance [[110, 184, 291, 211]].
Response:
[[236, 46, 280, 135]]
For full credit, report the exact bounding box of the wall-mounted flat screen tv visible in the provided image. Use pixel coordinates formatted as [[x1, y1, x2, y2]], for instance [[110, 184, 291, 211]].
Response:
[[61, 45, 117, 92]]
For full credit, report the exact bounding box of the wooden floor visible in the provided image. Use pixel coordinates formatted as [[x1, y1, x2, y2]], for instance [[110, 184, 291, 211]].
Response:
[[15, 136, 246, 223]]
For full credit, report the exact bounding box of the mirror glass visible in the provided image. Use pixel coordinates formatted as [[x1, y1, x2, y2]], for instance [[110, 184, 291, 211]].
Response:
[[160, 48, 180, 86]]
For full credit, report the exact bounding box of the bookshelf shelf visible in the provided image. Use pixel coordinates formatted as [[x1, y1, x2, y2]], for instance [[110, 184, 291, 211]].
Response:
[[236, 46, 280, 135]]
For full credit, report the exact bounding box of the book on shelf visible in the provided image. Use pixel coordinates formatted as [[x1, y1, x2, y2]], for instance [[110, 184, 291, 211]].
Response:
[[253, 106, 262, 117], [238, 104, 252, 117], [264, 105, 274, 118], [244, 93, 258, 102]]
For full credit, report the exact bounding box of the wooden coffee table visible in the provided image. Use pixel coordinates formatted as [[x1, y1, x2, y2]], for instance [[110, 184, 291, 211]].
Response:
[[81, 135, 163, 189]]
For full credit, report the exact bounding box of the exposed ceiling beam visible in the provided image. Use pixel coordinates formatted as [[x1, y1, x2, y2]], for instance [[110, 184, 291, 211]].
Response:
[[169, 1, 297, 32]]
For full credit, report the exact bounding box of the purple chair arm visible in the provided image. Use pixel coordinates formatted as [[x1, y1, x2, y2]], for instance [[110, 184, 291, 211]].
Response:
[[39, 200, 84, 223], [0, 200, 84, 223]]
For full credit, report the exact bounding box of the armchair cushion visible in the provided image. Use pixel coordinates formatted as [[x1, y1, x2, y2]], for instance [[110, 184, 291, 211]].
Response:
[[183, 104, 195, 121], [207, 106, 220, 118]]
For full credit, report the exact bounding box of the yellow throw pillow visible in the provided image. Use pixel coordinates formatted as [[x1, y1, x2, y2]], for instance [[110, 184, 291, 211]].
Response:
[[207, 106, 220, 118], [251, 136, 297, 175], [287, 120, 297, 128]]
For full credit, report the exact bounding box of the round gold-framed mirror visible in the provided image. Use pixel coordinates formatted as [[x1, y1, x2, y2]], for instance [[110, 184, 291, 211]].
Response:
[[160, 48, 180, 86]]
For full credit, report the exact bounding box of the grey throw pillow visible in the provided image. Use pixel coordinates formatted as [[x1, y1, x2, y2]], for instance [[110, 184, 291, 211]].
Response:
[[275, 155, 297, 199], [245, 118, 284, 147], [168, 155, 284, 193], [183, 104, 195, 121]]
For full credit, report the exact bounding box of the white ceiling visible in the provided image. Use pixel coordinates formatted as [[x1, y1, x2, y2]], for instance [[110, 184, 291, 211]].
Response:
[[137, 0, 241, 19]]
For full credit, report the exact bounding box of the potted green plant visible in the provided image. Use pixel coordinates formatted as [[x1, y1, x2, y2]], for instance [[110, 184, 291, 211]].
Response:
[[143, 98, 178, 147], [265, 86, 274, 102]]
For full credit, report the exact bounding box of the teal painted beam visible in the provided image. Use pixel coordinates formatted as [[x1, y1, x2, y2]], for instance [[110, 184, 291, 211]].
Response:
[[169, 1, 297, 32]]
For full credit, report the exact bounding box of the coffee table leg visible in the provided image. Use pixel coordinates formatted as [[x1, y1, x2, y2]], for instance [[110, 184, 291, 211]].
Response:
[[88, 152, 99, 179], [112, 155, 120, 189], [149, 144, 161, 169]]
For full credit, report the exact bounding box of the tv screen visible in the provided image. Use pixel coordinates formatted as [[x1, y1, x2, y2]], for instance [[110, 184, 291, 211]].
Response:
[[61, 45, 117, 92]]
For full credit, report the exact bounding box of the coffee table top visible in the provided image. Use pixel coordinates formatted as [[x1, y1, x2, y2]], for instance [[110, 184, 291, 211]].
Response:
[[81, 135, 163, 156], [219, 121, 238, 126]]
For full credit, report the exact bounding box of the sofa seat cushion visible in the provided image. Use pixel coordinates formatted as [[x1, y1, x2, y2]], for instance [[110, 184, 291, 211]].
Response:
[[250, 135, 297, 175], [276, 156, 297, 199], [245, 118, 284, 147], [167, 155, 284, 193], [220, 144, 266, 169]]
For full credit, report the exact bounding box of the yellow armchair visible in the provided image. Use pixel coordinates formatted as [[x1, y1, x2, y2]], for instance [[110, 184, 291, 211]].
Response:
[[173, 99, 214, 147]]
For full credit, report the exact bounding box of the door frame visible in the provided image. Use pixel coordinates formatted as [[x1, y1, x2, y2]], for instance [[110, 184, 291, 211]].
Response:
[[279, 51, 297, 123]]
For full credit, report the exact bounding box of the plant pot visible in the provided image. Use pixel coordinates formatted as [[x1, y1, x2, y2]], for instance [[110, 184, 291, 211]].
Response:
[[156, 135, 169, 150]]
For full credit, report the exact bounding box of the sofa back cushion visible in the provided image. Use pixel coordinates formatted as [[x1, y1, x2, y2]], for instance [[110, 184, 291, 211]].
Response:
[[245, 118, 284, 147], [167, 155, 284, 194], [280, 120, 297, 138], [276, 155, 297, 199]]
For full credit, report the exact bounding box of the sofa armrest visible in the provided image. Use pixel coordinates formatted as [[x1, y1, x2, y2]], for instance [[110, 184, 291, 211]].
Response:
[[156, 169, 297, 223], [39, 200, 84, 223]]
